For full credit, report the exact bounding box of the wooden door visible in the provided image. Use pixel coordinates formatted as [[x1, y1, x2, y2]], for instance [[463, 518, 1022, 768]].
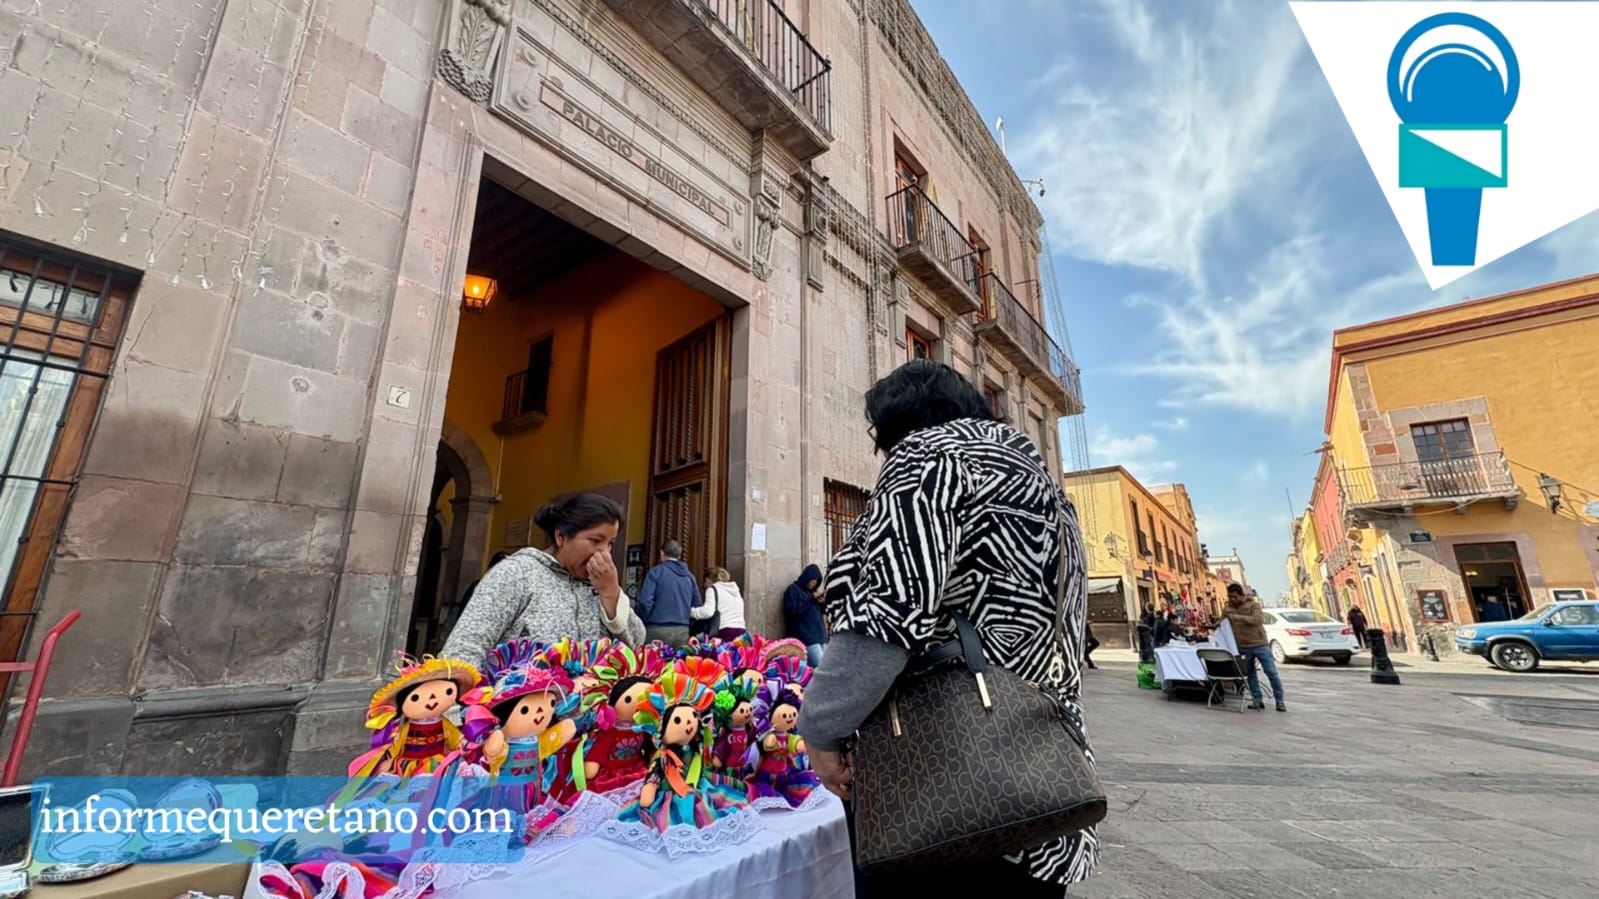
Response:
[[0, 237, 135, 681], [645, 317, 730, 579]]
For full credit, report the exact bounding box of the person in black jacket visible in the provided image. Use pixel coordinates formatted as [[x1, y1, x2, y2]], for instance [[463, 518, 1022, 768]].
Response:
[[1153, 610, 1181, 648], [784, 563, 827, 666]]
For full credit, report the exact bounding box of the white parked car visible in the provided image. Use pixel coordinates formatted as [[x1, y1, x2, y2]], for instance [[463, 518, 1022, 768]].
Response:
[[1260, 608, 1358, 665]]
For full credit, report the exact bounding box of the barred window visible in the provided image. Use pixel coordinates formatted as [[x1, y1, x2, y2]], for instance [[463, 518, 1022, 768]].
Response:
[[0, 234, 135, 677], [823, 479, 871, 559]]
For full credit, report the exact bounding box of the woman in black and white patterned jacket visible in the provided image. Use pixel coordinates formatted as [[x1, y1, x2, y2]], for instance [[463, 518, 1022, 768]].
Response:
[[800, 360, 1100, 897]]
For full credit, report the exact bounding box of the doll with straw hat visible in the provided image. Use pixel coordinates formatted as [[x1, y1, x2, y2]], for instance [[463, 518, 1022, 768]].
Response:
[[348, 654, 485, 779]]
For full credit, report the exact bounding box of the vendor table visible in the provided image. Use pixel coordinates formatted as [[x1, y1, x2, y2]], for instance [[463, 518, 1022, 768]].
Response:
[[1152, 644, 1208, 683], [1153, 621, 1241, 686], [460, 793, 852, 899]]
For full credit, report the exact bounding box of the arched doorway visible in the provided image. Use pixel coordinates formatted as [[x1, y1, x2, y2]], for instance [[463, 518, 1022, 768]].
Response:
[[407, 421, 497, 655]]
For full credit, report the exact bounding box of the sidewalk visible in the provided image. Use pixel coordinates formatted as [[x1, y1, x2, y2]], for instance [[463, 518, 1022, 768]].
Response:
[[1077, 656, 1599, 899]]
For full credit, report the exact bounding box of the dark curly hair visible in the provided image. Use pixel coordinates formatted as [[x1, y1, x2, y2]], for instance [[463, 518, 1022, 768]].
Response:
[[864, 359, 994, 454]]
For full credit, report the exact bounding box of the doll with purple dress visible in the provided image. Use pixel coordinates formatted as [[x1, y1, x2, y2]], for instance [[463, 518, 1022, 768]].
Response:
[[746, 681, 819, 808]]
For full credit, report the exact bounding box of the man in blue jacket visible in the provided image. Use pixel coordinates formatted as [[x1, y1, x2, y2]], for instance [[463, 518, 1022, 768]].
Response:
[[784, 563, 828, 666], [636, 540, 699, 648]]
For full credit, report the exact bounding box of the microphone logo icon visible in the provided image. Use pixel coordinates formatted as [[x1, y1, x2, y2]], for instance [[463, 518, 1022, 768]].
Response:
[[1389, 13, 1519, 267]]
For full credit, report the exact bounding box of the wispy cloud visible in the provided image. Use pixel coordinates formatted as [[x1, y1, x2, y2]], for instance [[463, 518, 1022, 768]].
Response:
[[1155, 415, 1189, 432], [1089, 425, 1177, 482], [1017, 0, 1319, 290], [1009, 0, 1425, 418], [1242, 460, 1270, 487]]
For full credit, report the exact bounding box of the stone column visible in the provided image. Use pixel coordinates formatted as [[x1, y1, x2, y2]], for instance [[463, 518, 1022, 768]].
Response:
[[447, 494, 498, 603]]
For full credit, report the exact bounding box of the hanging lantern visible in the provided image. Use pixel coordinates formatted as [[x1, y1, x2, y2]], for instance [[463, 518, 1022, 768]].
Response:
[[462, 274, 497, 311]]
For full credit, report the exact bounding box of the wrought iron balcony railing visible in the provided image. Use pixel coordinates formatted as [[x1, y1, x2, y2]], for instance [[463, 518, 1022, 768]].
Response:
[[698, 0, 831, 131], [885, 183, 981, 310], [972, 273, 1084, 414], [1339, 452, 1518, 510]]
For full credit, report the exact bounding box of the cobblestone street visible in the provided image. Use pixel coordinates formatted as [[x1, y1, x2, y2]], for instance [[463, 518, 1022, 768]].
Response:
[[1081, 654, 1599, 898]]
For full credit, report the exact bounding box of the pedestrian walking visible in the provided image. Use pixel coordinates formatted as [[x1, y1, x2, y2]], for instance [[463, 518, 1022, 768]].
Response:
[[783, 564, 828, 666], [1084, 621, 1100, 669], [1223, 582, 1286, 712], [1136, 603, 1157, 663], [1347, 605, 1368, 649], [635, 539, 700, 648]]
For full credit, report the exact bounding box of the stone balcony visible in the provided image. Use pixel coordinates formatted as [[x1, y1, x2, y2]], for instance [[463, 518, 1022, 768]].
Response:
[[884, 183, 982, 315], [1339, 452, 1521, 521], [972, 273, 1084, 414], [601, 0, 832, 160]]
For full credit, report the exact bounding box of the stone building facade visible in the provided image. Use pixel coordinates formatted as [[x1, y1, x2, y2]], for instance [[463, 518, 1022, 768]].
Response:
[[0, 0, 1081, 775], [1320, 276, 1599, 658]]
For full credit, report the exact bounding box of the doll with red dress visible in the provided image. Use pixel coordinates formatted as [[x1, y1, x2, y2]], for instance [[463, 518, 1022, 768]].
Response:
[[709, 676, 759, 778], [580, 644, 664, 795], [348, 655, 485, 779], [746, 681, 819, 808]]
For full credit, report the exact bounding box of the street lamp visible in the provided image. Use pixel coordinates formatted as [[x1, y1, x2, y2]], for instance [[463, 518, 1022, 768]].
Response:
[[1538, 473, 1563, 514]]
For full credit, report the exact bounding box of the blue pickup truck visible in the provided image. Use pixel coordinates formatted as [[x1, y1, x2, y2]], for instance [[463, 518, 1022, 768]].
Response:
[[1455, 600, 1599, 672]]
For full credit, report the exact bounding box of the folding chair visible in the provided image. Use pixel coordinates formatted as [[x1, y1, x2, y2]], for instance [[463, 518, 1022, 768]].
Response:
[[1197, 648, 1247, 713], [0, 611, 81, 786]]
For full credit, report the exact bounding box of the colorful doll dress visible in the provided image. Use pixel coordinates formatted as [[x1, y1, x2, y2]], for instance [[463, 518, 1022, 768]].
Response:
[[498, 735, 569, 840], [712, 725, 755, 777], [586, 725, 649, 794], [749, 733, 819, 808], [618, 748, 746, 832], [390, 718, 457, 777]]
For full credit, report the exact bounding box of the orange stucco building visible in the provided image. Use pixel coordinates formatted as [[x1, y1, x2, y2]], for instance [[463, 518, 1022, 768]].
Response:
[[1318, 275, 1599, 656]]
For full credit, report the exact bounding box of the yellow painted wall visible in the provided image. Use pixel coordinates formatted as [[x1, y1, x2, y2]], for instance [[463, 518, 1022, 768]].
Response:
[[442, 252, 726, 573], [1065, 468, 1207, 614], [1296, 509, 1327, 617], [1064, 470, 1126, 579], [1354, 311, 1599, 593]]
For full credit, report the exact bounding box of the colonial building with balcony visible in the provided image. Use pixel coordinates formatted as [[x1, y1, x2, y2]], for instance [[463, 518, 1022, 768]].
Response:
[[1064, 468, 1211, 647], [0, 0, 1084, 775], [1319, 275, 1599, 656]]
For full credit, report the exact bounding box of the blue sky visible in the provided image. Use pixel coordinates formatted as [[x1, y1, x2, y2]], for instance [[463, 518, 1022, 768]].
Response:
[[912, 0, 1599, 600]]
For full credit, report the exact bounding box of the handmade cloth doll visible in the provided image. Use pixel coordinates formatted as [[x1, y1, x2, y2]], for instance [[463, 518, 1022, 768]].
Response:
[[709, 677, 759, 777], [747, 682, 818, 808], [478, 640, 594, 807], [581, 644, 664, 794], [349, 656, 484, 779], [763, 656, 812, 702], [537, 636, 613, 694], [617, 667, 747, 832]]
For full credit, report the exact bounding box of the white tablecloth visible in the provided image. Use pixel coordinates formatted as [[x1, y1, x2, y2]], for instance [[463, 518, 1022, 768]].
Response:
[[460, 793, 853, 899], [1153, 645, 1207, 683], [1212, 619, 1240, 655], [1153, 620, 1241, 684]]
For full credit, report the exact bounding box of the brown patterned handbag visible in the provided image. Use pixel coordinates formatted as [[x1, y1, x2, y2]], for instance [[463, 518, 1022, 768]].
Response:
[[848, 532, 1107, 872]]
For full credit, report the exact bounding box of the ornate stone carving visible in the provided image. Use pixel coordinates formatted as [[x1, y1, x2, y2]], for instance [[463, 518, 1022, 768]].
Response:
[[749, 167, 785, 281], [751, 194, 778, 281], [438, 0, 513, 104], [804, 189, 831, 290]]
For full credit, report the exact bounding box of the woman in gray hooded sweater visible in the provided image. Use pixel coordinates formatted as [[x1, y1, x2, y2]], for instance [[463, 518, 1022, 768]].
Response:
[[441, 493, 646, 666]]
